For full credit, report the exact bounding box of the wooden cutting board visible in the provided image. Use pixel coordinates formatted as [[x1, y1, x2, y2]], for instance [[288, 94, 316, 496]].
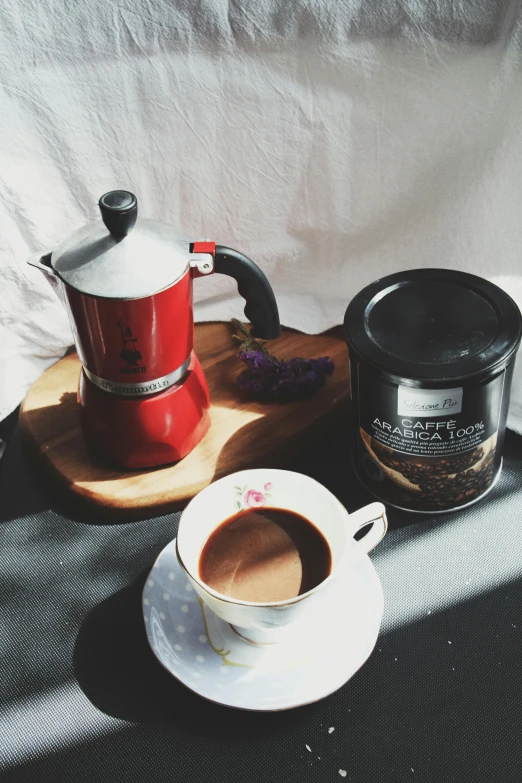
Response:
[[19, 323, 350, 517]]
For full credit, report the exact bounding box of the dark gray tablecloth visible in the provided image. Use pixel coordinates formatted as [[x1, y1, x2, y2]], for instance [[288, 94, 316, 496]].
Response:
[[1, 423, 521, 783]]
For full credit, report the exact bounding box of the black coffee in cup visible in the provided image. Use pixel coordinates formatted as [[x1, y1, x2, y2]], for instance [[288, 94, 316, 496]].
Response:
[[198, 508, 332, 603]]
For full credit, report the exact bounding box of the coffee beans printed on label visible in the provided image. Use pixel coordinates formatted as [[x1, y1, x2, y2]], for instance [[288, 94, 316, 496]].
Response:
[[363, 433, 497, 512], [375, 444, 481, 481]]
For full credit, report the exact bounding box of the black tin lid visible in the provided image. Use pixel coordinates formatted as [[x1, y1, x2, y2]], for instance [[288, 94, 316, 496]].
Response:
[[344, 268, 522, 384]]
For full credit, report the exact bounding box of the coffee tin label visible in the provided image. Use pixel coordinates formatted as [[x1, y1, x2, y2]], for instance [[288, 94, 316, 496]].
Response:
[[397, 386, 462, 417], [355, 370, 504, 512]]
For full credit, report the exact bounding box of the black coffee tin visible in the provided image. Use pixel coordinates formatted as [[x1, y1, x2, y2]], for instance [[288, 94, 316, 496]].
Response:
[[344, 269, 522, 513]]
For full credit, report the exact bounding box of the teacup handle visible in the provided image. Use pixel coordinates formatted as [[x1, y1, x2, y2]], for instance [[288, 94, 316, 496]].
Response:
[[347, 502, 388, 554]]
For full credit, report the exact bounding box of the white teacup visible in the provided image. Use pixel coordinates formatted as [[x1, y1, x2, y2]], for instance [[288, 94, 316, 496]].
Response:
[[176, 469, 387, 644]]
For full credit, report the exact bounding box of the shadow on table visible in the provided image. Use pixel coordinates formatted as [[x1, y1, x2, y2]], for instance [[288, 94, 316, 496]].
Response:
[[73, 569, 317, 736], [68, 568, 522, 783], [0, 426, 180, 526]]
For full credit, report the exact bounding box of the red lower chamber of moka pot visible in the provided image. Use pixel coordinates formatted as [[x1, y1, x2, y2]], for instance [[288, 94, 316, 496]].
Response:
[[78, 352, 211, 469]]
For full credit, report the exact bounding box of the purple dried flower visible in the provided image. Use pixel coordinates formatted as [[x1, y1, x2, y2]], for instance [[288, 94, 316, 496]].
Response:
[[235, 347, 335, 400], [231, 319, 335, 399]]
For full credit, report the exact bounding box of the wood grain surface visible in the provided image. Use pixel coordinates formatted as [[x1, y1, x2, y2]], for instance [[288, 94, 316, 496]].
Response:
[[19, 323, 350, 516]]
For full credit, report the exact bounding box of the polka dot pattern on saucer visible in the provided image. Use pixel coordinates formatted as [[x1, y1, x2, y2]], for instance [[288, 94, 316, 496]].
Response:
[[142, 536, 384, 711]]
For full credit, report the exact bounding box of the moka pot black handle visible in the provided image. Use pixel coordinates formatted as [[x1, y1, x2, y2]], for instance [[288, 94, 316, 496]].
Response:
[[214, 246, 281, 339]]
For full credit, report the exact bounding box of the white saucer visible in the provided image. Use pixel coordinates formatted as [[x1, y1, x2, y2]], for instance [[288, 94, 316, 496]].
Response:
[[142, 538, 384, 711]]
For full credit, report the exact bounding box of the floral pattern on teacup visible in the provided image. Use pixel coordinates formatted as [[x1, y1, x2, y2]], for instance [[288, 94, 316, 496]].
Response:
[[235, 483, 273, 511]]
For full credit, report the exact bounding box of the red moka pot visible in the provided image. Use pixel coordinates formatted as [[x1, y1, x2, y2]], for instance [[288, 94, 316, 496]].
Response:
[[28, 190, 280, 468]]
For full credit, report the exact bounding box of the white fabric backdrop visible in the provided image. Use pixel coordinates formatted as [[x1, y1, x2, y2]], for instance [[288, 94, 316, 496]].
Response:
[[1, 1, 522, 430]]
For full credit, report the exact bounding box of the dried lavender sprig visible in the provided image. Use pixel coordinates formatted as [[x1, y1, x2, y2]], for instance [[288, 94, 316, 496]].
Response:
[[231, 320, 334, 399], [231, 318, 273, 359]]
